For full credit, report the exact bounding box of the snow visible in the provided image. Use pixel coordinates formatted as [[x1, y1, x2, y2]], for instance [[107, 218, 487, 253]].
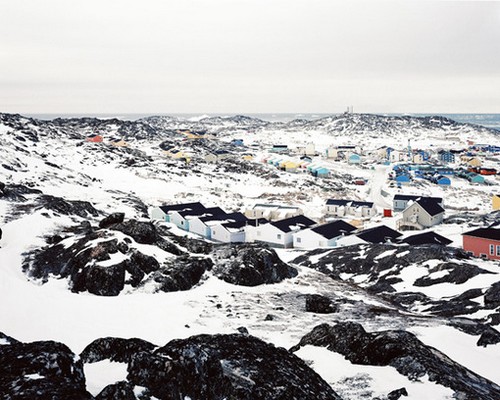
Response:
[[84, 360, 128, 396], [25, 373, 44, 380]]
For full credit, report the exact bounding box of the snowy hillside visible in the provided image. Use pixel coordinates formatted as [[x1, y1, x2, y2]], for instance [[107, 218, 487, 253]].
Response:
[[1, 112, 500, 399]]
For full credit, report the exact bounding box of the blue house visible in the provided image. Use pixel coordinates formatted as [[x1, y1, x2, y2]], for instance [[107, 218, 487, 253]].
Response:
[[438, 150, 455, 163], [348, 153, 362, 164], [312, 167, 330, 178], [431, 175, 451, 185], [395, 174, 411, 184], [231, 139, 244, 146]]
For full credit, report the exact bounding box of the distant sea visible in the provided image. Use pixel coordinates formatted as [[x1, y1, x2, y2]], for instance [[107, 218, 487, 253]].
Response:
[[26, 113, 500, 130]]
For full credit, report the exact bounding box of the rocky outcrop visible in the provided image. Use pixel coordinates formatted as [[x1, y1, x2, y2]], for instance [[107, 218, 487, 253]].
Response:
[[0, 336, 92, 399], [305, 294, 337, 314], [128, 333, 341, 400], [80, 337, 156, 363], [95, 381, 136, 400], [99, 212, 125, 228], [211, 243, 298, 286], [291, 322, 500, 400]]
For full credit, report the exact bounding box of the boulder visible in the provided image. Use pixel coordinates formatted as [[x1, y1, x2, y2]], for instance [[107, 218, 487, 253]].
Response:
[[80, 337, 156, 363], [99, 212, 125, 229], [211, 243, 298, 286], [128, 333, 341, 400], [96, 381, 136, 400], [477, 327, 500, 347], [0, 340, 91, 399], [305, 294, 337, 314], [83, 262, 126, 296], [484, 282, 500, 308]]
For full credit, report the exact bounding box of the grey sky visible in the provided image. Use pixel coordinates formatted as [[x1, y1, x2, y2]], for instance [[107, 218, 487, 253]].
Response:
[[1, 0, 499, 114]]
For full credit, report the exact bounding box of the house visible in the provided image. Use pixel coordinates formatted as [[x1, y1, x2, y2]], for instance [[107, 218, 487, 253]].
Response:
[[244, 204, 303, 221], [466, 172, 485, 184], [430, 175, 451, 186], [438, 150, 455, 163], [402, 231, 452, 246], [169, 206, 225, 231], [325, 199, 375, 218], [283, 161, 299, 173], [465, 157, 482, 167], [311, 167, 330, 178], [231, 139, 244, 146], [205, 150, 231, 163], [109, 138, 127, 147], [412, 153, 424, 164], [189, 212, 246, 239], [270, 145, 288, 153], [244, 219, 270, 243], [86, 134, 103, 143], [348, 153, 362, 164], [208, 214, 251, 243], [293, 220, 357, 248], [337, 225, 402, 246], [297, 143, 315, 156], [462, 227, 500, 260], [397, 198, 445, 231], [253, 215, 316, 248], [395, 174, 411, 184], [393, 194, 443, 212], [325, 146, 338, 159], [493, 194, 500, 211], [150, 202, 206, 222]]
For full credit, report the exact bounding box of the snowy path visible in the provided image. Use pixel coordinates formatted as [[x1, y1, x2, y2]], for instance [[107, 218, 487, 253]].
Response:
[[368, 164, 391, 209]]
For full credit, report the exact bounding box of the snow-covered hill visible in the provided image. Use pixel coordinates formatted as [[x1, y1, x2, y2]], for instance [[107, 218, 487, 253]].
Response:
[[1, 112, 500, 399]]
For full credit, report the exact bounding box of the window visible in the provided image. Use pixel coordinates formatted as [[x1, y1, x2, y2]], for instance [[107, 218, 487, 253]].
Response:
[[297, 237, 301, 243], [490, 244, 495, 255], [277, 234, 282, 240], [497, 245, 500, 256]]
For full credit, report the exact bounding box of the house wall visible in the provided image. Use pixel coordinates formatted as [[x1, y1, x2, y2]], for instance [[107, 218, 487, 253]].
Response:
[[293, 230, 336, 249], [463, 236, 500, 260], [493, 196, 500, 211], [210, 225, 245, 243], [402, 204, 443, 228], [188, 218, 211, 238], [150, 207, 167, 220], [326, 205, 346, 216], [169, 212, 189, 230], [254, 224, 291, 248]]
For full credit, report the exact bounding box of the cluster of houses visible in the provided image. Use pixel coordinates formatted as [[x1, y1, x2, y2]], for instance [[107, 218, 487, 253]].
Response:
[[262, 155, 331, 178]]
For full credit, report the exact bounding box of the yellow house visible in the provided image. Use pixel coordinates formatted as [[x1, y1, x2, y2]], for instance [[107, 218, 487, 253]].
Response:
[[466, 157, 482, 167], [242, 154, 253, 161], [110, 138, 128, 147], [493, 194, 500, 210], [283, 161, 299, 173]]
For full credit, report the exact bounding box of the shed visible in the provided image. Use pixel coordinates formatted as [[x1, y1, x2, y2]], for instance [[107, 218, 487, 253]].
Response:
[[86, 134, 103, 143], [312, 167, 330, 178], [348, 153, 362, 164]]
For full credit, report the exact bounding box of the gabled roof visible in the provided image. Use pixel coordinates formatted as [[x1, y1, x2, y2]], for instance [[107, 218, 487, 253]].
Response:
[[414, 199, 445, 217], [179, 206, 225, 218], [159, 202, 206, 214], [311, 220, 357, 240], [402, 231, 452, 246], [271, 215, 316, 233], [201, 211, 246, 223], [351, 201, 374, 208], [394, 194, 443, 204], [326, 199, 350, 206], [356, 225, 402, 243], [463, 228, 500, 241]]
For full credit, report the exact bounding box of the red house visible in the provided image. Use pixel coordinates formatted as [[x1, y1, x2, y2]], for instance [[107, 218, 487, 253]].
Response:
[[86, 134, 103, 143], [462, 227, 500, 260]]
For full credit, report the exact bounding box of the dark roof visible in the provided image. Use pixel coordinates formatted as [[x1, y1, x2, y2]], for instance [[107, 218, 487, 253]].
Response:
[[311, 220, 357, 239], [326, 199, 350, 206], [402, 231, 452, 246], [463, 228, 500, 241], [356, 225, 402, 243], [271, 215, 316, 233], [179, 206, 225, 218], [159, 202, 206, 214], [200, 212, 246, 223], [415, 199, 445, 217], [394, 194, 443, 204], [215, 150, 230, 155], [245, 218, 269, 227], [351, 201, 374, 208]]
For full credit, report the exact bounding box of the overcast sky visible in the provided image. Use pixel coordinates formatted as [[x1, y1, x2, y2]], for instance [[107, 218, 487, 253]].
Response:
[[1, 0, 499, 114]]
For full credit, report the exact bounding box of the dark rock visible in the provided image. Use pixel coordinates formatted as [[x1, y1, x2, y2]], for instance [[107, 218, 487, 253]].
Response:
[[83, 262, 125, 296], [484, 282, 500, 308], [212, 243, 298, 286], [0, 340, 91, 399], [490, 313, 500, 326], [80, 337, 156, 363], [237, 327, 249, 334], [305, 294, 337, 314], [264, 314, 275, 321], [99, 212, 125, 229], [96, 381, 136, 400], [38, 194, 100, 218], [414, 263, 492, 287], [0, 331, 19, 345], [388, 387, 408, 399], [291, 322, 500, 400], [477, 327, 500, 347], [150, 256, 212, 292], [128, 333, 341, 400]]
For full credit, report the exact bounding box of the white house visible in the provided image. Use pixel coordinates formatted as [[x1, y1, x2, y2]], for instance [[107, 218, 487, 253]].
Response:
[[293, 220, 357, 249], [188, 212, 246, 239], [326, 199, 375, 218], [244, 204, 303, 221], [397, 199, 445, 231], [210, 217, 261, 243], [150, 202, 206, 222], [170, 206, 225, 231], [253, 215, 316, 248], [393, 195, 443, 212]]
